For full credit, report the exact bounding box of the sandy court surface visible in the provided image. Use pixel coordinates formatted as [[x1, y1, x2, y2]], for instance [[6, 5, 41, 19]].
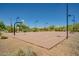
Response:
[[5, 31, 66, 49]]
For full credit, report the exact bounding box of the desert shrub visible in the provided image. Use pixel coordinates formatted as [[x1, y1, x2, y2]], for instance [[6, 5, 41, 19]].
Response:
[[0, 32, 2, 36], [16, 48, 37, 56], [16, 49, 26, 56], [22, 28, 31, 32], [23, 30, 27, 32], [23, 29, 27, 32], [1, 36, 8, 39], [25, 48, 37, 56], [32, 28, 38, 32]]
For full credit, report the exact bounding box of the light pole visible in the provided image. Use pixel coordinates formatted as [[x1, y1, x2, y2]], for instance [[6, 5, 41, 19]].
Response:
[[68, 15, 75, 32], [66, 3, 68, 39]]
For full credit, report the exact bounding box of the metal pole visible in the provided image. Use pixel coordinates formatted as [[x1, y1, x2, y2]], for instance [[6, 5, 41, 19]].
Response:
[[14, 23, 16, 36], [14, 22, 22, 36], [66, 3, 68, 39]]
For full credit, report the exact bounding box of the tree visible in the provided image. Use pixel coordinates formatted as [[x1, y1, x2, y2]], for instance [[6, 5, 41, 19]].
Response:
[[48, 25, 55, 31], [74, 23, 79, 32], [6, 26, 14, 32], [0, 20, 6, 31], [16, 23, 30, 32]]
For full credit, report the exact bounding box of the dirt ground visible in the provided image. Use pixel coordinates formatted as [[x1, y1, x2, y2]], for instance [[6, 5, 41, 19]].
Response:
[[0, 31, 79, 56], [5, 31, 66, 49]]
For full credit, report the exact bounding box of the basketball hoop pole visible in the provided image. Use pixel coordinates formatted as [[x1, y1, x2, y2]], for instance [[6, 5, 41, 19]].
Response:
[[14, 22, 22, 36]]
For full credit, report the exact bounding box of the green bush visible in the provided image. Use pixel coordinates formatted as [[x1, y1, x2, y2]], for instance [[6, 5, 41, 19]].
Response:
[[1, 36, 8, 39], [32, 28, 38, 32]]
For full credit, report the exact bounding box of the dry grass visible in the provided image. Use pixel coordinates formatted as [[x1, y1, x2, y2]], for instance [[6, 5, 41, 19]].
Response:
[[0, 36, 8, 39], [15, 48, 37, 56], [0, 32, 8, 39]]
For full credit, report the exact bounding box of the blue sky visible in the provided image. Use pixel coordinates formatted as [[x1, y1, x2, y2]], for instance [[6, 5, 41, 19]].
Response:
[[0, 3, 79, 28]]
